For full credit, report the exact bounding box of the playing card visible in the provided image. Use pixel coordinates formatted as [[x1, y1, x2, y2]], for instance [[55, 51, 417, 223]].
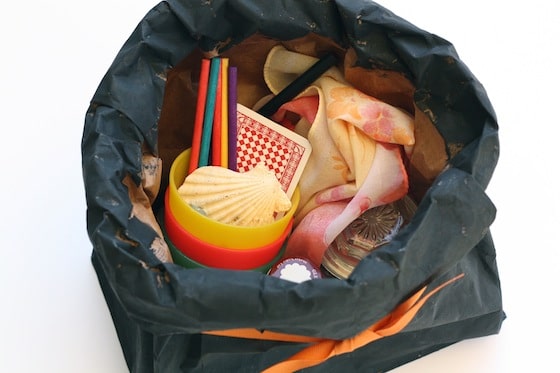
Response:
[[236, 103, 312, 198]]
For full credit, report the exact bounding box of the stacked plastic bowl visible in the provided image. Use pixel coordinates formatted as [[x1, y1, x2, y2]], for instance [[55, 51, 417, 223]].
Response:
[[163, 149, 299, 272]]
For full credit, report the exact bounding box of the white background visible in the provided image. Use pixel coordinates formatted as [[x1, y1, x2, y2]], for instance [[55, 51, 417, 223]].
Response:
[[1, 1, 557, 372]]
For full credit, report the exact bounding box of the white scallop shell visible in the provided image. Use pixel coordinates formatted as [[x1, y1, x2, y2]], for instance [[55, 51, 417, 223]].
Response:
[[177, 163, 292, 227]]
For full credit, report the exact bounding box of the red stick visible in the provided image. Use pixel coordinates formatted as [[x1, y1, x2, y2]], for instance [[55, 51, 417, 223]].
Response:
[[188, 58, 211, 174]]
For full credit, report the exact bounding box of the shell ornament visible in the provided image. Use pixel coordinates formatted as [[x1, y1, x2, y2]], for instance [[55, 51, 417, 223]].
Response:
[[178, 163, 292, 227]]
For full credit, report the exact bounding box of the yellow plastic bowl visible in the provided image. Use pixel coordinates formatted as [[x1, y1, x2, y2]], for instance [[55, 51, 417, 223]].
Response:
[[168, 148, 300, 249]]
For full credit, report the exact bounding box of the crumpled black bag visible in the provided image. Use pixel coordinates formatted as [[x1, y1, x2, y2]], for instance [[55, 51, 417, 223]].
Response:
[[81, 0, 505, 372]]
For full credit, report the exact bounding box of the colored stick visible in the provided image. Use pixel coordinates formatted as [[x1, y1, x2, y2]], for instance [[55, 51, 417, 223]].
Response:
[[227, 66, 238, 171], [257, 53, 337, 118], [220, 58, 229, 168], [199, 57, 221, 168], [211, 61, 223, 166], [188, 58, 210, 174]]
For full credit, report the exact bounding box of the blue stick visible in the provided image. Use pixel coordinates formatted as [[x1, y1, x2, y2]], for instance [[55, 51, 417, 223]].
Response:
[[199, 58, 221, 167]]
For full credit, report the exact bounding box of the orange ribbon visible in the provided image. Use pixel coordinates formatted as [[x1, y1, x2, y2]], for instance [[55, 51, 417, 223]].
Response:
[[205, 273, 464, 372]]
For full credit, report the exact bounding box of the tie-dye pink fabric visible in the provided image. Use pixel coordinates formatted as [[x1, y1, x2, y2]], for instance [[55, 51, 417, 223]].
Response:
[[262, 47, 415, 266]]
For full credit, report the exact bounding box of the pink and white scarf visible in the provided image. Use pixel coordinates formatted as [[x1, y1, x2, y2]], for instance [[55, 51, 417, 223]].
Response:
[[260, 46, 415, 266]]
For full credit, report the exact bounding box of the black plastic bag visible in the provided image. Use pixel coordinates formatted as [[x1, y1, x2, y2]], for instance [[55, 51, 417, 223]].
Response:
[[81, 0, 504, 371]]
